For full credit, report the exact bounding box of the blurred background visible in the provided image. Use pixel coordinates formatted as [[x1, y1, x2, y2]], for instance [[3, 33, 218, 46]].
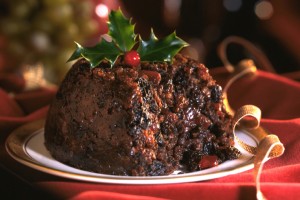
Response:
[[1, 0, 300, 84]]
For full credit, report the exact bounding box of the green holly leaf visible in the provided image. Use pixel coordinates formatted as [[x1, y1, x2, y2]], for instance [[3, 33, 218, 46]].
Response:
[[108, 9, 137, 52], [68, 39, 122, 68], [67, 9, 189, 68], [67, 42, 83, 62], [137, 30, 189, 62]]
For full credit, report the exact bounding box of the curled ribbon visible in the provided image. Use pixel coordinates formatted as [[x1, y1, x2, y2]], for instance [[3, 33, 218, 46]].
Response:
[[232, 105, 284, 200], [219, 36, 285, 200]]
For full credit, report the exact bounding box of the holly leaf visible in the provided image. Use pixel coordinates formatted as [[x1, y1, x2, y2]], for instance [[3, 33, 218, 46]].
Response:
[[67, 42, 83, 62], [137, 30, 189, 62], [67, 9, 189, 68], [108, 9, 137, 52], [68, 39, 122, 68]]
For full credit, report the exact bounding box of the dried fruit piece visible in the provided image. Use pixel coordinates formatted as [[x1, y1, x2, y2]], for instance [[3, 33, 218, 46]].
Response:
[[199, 155, 218, 169]]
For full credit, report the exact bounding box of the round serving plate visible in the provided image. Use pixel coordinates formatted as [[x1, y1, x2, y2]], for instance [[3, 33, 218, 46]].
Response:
[[5, 120, 257, 184]]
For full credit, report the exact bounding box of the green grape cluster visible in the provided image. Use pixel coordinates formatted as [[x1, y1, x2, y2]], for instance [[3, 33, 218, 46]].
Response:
[[0, 0, 99, 83]]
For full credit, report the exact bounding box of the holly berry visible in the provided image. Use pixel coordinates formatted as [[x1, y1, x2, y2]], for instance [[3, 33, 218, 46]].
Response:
[[124, 50, 140, 68]]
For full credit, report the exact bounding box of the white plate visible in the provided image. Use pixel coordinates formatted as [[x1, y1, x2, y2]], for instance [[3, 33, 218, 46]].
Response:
[[5, 121, 257, 184]]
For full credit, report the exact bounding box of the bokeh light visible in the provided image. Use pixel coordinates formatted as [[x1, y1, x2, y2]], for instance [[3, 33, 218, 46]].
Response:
[[223, 0, 242, 12], [95, 3, 109, 18], [254, 0, 274, 20]]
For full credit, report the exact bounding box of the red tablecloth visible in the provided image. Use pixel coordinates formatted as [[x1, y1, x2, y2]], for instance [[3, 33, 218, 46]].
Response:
[[1, 68, 300, 200]]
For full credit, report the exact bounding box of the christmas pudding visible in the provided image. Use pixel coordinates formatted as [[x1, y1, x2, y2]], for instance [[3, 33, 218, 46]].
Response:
[[44, 10, 240, 176]]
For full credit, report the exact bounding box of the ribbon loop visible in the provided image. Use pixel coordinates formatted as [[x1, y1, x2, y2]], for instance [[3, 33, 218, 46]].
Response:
[[233, 105, 261, 130], [232, 105, 285, 158], [231, 102, 285, 200]]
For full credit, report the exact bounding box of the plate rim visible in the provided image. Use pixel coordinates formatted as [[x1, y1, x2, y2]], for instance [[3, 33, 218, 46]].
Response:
[[5, 119, 255, 184]]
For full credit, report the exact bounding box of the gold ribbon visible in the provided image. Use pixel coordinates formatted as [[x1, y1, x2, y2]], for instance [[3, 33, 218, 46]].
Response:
[[232, 105, 285, 200], [221, 54, 285, 200]]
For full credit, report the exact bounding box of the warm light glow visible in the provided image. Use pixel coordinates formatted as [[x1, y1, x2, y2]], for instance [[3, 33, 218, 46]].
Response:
[[23, 64, 49, 90], [95, 3, 109, 18], [255, 1, 274, 20]]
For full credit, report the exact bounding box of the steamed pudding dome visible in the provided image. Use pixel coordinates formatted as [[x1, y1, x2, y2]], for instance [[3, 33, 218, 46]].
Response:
[[44, 54, 240, 176]]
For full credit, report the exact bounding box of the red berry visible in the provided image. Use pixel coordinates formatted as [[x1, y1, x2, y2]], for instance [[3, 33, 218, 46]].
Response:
[[199, 155, 218, 169], [124, 50, 140, 68]]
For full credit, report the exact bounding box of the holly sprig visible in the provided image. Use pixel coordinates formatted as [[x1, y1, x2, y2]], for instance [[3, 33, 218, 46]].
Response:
[[68, 9, 188, 68]]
